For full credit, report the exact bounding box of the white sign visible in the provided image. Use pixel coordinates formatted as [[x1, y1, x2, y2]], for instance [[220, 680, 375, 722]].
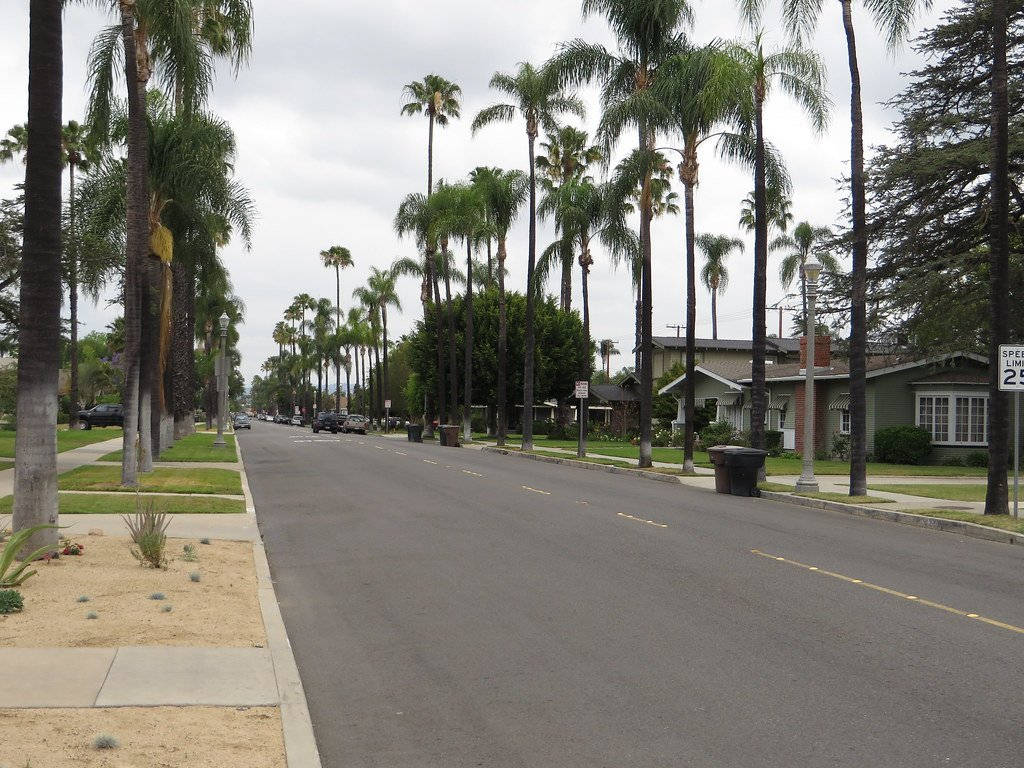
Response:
[[574, 381, 589, 399], [999, 345, 1024, 391], [384, 399, 392, 409]]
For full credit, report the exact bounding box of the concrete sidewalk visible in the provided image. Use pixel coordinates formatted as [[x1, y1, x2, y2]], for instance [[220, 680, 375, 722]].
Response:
[[58, 511, 259, 540], [0, 435, 124, 497]]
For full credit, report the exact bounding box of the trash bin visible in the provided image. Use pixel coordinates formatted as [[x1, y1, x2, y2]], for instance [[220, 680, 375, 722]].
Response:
[[723, 447, 768, 497], [407, 423, 423, 443], [439, 424, 460, 447], [707, 445, 733, 494]]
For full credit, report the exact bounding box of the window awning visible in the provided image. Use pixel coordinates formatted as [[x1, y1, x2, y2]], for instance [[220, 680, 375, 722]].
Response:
[[828, 394, 851, 411], [717, 392, 743, 406], [767, 394, 790, 411]]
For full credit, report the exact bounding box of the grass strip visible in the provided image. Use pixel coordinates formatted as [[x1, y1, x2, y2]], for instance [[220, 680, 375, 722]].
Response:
[[0, 492, 243, 515], [793, 491, 894, 504], [58, 465, 242, 495], [758, 481, 795, 492], [0, 427, 122, 458], [100, 432, 237, 463], [867, 483, 987, 502], [903, 508, 1024, 534]]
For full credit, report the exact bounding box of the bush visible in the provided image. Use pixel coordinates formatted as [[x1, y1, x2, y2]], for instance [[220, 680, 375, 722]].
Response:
[[531, 420, 550, 436], [700, 420, 735, 448], [830, 432, 851, 461], [670, 429, 685, 447], [470, 415, 488, 434], [966, 450, 988, 468], [765, 430, 784, 457], [941, 455, 964, 467], [874, 425, 932, 465], [652, 428, 672, 447], [547, 421, 573, 440], [0, 588, 23, 614], [122, 502, 171, 569]]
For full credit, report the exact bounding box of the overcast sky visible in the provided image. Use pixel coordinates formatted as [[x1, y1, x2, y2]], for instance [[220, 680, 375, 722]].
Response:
[[0, 0, 955, 383]]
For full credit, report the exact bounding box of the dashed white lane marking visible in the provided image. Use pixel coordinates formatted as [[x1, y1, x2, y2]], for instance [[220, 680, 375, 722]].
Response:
[[423, 459, 438, 465], [617, 512, 667, 528], [462, 470, 483, 477], [522, 486, 551, 495]]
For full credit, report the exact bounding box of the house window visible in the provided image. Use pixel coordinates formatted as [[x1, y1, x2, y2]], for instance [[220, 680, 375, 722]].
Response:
[[917, 393, 987, 445], [839, 409, 850, 435]]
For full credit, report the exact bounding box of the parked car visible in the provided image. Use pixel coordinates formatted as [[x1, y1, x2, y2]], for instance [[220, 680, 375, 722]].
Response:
[[273, 414, 287, 424], [78, 403, 124, 430], [233, 414, 251, 430], [290, 415, 302, 426], [342, 414, 369, 434], [312, 411, 342, 433]]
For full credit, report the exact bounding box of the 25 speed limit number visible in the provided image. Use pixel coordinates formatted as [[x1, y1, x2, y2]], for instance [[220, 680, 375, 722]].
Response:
[[999, 345, 1024, 391]]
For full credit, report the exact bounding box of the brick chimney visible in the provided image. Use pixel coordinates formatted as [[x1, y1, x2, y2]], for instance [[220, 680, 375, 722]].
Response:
[[799, 336, 831, 368]]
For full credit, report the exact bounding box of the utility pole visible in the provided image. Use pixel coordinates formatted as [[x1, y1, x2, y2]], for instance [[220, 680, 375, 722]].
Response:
[[665, 324, 683, 338]]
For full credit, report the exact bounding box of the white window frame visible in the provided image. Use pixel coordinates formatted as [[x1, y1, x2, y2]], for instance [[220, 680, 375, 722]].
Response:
[[915, 391, 988, 447], [839, 409, 850, 435]]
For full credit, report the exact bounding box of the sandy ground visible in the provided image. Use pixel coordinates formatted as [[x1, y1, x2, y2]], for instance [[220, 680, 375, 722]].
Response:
[[0, 706, 284, 767], [0, 536, 264, 647]]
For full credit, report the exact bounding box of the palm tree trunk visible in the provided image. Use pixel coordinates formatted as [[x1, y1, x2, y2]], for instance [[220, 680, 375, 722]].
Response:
[[683, 179, 697, 472], [427, 112, 434, 196], [638, 126, 654, 469], [443, 250, 457, 424], [463, 239, 474, 441], [750, 92, 769, 465], [842, 0, 868, 497], [139, 265, 157, 472], [374, 341, 382, 424], [119, 3, 149, 487], [172, 260, 196, 438], [560, 238, 572, 312], [360, 346, 367, 414], [522, 130, 538, 452], [382, 307, 390, 411], [344, 349, 351, 412], [13, 0, 62, 550], [634, 294, 641, 374], [335, 264, 341, 410], [426, 248, 443, 433], [497, 237, 509, 447], [986, 0, 1011, 514], [68, 160, 80, 430], [711, 288, 718, 340]]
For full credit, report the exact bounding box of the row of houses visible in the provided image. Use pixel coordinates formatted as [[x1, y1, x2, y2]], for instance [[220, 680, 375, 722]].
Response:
[[584, 336, 993, 460]]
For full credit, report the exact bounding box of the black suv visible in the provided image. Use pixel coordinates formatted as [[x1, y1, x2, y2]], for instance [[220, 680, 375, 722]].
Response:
[[312, 411, 342, 433], [78, 403, 124, 429]]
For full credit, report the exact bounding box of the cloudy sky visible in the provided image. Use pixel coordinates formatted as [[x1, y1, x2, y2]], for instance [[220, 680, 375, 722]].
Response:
[[0, 0, 954, 383]]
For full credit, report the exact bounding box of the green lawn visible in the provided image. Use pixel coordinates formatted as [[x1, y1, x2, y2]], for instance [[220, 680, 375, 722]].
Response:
[[867, 483, 988, 502], [0, 427, 122, 458], [58, 465, 242, 495], [100, 432, 237, 463], [793, 491, 894, 504], [906, 508, 1024, 534], [758, 481, 795, 492], [0, 492, 243, 515], [531, 449, 634, 469]]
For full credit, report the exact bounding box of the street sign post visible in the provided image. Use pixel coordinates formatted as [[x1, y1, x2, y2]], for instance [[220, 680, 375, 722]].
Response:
[[384, 400, 391, 433], [575, 381, 589, 458], [998, 345, 1024, 518]]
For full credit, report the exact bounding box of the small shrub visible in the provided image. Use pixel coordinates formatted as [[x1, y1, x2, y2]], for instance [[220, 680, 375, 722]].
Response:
[[92, 734, 119, 750], [122, 502, 171, 569], [700, 420, 735, 448], [189, 571, 201, 583], [547, 421, 572, 440], [733, 430, 752, 448], [966, 450, 988, 468], [182, 544, 198, 563], [669, 429, 685, 447], [941, 454, 964, 467], [148, 592, 166, 601], [874, 425, 932, 465], [0, 589, 23, 614], [531, 420, 550, 436], [831, 432, 851, 461], [86, 611, 98, 620], [199, 537, 211, 545], [161, 604, 173, 613], [76, 595, 90, 603], [0, 524, 58, 587], [652, 428, 671, 447]]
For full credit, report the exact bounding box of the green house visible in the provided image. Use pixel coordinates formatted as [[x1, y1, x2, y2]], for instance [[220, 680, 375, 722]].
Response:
[[658, 338, 992, 460]]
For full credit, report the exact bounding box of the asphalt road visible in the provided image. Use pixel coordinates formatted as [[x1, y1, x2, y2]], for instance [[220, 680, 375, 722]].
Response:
[[240, 423, 1024, 768]]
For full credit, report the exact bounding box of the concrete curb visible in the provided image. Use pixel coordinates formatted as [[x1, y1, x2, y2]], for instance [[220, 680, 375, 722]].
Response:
[[482, 446, 686, 485], [237, 438, 323, 768], [759, 491, 1024, 546]]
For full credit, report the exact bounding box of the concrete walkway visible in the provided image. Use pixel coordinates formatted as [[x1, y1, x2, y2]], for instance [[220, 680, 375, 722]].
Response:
[[0, 435, 124, 497], [58, 511, 259, 540]]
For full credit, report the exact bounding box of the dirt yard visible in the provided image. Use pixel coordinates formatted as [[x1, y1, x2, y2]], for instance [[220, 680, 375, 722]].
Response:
[[0, 535, 264, 647], [0, 706, 284, 767]]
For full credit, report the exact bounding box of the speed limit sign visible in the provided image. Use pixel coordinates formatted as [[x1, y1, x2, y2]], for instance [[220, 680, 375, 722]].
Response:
[[999, 345, 1024, 390]]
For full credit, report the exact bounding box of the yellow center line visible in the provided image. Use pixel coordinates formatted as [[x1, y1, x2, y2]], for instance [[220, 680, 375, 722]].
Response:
[[617, 512, 668, 528], [751, 549, 1024, 636], [522, 486, 551, 495]]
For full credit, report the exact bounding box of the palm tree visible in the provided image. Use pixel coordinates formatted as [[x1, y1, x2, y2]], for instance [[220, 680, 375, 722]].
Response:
[[355, 266, 402, 419], [771, 221, 838, 333], [472, 61, 584, 450], [0, 124, 28, 163], [739, 186, 793, 235], [13, 0, 63, 551], [473, 168, 528, 445], [320, 245, 353, 406], [727, 32, 829, 464], [401, 75, 462, 196], [754, 0, 929, 496], [550, 0, 692, 467], [311, 297, 334, 411], [599, 339, 619, 378], [697, 235, 744, 340]]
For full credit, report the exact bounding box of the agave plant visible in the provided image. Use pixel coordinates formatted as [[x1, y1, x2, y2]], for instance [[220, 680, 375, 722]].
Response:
[[0, 524, 58, 587]]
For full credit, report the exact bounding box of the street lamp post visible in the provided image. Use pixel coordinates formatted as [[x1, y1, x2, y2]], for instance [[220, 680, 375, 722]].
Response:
[[214, 312, 229, 447], [796, 260, 822, 493]]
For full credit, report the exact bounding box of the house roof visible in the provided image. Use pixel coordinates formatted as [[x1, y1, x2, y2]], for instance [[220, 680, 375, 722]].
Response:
[[588, 383, 641, 403], [649, 336, 802, 354], [911, 370, 989, 385]]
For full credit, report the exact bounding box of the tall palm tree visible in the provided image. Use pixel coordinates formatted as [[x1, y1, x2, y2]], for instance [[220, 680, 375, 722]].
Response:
[[739, 186, 793, 235], [400, 75, 462, 197], [697, 235, 744, 340], [727, 32, 828, 463], [599, 339, 619, 378], [473, 168, 528, 445], [472, 61, 584, 451], [755, 0, 929, 496], [13, 0, 63, 550], [320, 245, 353, 406], [355, 266, 402, 419], [550, 0, 692, 467], [771, 221, 838, 333], [311, 297, 334, 411], [0, 124, 28, 163]]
